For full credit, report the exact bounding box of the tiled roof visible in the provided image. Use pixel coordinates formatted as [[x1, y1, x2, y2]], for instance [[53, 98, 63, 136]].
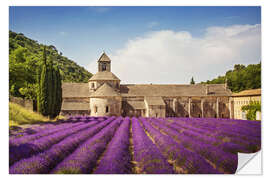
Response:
[[61, 101, 90, 110], [62, 83, 90, 98], [120, 84, 231, 97], [232, 88, 261, 97], [90, 83, 120, 97], [145, 96, 165, 106], [124, 100, 146, 109], [88, 71, 120, 81], [98, 52, 111, 62]]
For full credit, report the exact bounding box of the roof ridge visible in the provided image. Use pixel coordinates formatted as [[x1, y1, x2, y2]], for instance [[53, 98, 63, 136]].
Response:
[[90, 83, 120, 97], [98, 52, 111, 62]]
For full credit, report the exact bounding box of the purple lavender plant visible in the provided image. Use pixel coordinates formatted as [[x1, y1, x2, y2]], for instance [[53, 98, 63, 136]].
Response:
[[131, 118, 174, 174], [10, 121, 98, 166], [9, 118, 115, 174], [51, 118, 122, 174], [94, 118, 132, 174]]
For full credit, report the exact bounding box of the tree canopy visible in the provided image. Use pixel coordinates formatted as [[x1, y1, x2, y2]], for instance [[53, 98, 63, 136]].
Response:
[[190, 77, 195, 84], [9, 31, 93, 99], [201, 63, 261, 92]]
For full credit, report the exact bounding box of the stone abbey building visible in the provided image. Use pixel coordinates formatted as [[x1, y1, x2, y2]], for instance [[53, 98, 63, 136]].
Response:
[[61, 53, 234, 118]]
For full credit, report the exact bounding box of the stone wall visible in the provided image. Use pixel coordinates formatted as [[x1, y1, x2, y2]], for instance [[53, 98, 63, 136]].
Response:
[[232, 95, 261, 120], [90, 96, 122, 116], [9, 96, 33, 111], [89, 80, 120, 93]]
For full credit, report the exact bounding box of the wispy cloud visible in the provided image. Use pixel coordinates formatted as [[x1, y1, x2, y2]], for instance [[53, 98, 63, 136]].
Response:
[[147, 21, 159, 28]]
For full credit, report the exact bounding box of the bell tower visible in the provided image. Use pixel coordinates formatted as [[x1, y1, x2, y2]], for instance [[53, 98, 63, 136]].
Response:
[[98, 52, 111, 72]]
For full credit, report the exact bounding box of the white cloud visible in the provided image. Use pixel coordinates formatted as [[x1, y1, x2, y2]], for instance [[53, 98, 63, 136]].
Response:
[[87, 24, 261, 84]]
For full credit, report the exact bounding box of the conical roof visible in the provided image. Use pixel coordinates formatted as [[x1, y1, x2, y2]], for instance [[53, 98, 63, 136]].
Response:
[[90, 83, 120, 97], [89, 71, 120, 81], [98, 52, 111, 62]]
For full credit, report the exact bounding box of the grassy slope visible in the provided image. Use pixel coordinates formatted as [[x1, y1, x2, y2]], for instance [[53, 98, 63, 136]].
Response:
[[9, 102, 52, 126]]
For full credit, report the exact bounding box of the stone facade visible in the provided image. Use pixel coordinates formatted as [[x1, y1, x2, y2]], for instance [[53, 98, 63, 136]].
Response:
[[231, 89, 261, 120], [61, 52, 236, 118]]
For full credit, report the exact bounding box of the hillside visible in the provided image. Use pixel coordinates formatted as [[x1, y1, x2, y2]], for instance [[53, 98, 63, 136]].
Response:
[[9, 31, 92, 98], [201, 63, 261, 93], [9, 102, 51, 126]]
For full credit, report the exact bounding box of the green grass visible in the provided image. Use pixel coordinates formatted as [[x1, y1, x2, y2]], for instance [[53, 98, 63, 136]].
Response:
[[9, 102, 53, 126]]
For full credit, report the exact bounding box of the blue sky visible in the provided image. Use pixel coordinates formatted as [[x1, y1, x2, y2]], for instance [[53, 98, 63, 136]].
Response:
[[9, 6, 261, 84]]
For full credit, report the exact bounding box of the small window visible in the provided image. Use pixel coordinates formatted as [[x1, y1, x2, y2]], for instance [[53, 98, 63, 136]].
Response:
[[102, 64, 106, 71], [91, 83, 95, 88], [106, 106, 109, 113], [94, 106, 97, 113], [198, 114, 201, 118]]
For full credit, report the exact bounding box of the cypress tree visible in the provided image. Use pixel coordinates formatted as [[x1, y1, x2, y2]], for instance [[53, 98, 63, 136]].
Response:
[[39, 64, 49, 116], [37, 48, 62, 119], [57, 67, 62, 116], [37, 47, 47, 113], [190, 77, 195, 84], [46, 58, 54, 118]]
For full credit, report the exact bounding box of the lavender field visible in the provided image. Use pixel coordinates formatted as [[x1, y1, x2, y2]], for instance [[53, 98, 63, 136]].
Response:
[[9, 116, 261, 174]]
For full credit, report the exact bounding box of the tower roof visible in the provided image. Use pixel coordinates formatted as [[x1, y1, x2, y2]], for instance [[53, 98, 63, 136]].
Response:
[[90, 83, 120, 97], [98, 52, 111, 62], [89, 71, 120, 81]]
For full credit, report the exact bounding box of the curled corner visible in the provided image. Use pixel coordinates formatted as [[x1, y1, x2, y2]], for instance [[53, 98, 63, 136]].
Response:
[[236, 150, 262, 174]]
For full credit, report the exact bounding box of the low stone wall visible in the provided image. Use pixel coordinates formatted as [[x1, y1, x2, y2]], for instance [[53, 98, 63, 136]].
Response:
[[9, 96, 33, 111]]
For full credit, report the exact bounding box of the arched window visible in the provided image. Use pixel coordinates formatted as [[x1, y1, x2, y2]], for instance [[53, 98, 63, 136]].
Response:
[[91, 83, 95, 89], [94, 106, 98, 113], [102, 64, 106, 71], [106, 106, 109, 113]]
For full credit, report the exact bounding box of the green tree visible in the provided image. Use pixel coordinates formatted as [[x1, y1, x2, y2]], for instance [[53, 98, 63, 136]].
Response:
[[241, 101, 261, 120], [190, 77, 195, 84], [37, 48, 62, 118], [9, 30, 92, 101], [201, 62, 261, 92]]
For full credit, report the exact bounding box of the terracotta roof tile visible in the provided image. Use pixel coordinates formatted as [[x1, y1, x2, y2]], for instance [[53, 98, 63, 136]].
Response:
[[232, 88, 261, 97]]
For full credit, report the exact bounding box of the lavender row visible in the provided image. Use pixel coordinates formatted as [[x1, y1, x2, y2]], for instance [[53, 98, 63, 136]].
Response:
[[131, 118, 174, 174], [10, 121, 85, 146], [164, 118, 260, 152], [148, 118, 237, 173], [94, 118, 132, 174], [139, 118, 219, 174], [10, 121, 98, 166], [51, 118, 122, 174], [171, 118, 260, 139], [10, 118, 115, 174]]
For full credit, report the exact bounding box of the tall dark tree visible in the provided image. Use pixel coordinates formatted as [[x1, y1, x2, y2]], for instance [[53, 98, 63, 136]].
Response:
[[37, 48, 62, 118], [190, 77, 195, 84]]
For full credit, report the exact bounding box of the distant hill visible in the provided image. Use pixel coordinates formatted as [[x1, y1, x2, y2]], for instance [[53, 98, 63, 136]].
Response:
[[9, 31, 92, 98], [201, 63, 261, 93]]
